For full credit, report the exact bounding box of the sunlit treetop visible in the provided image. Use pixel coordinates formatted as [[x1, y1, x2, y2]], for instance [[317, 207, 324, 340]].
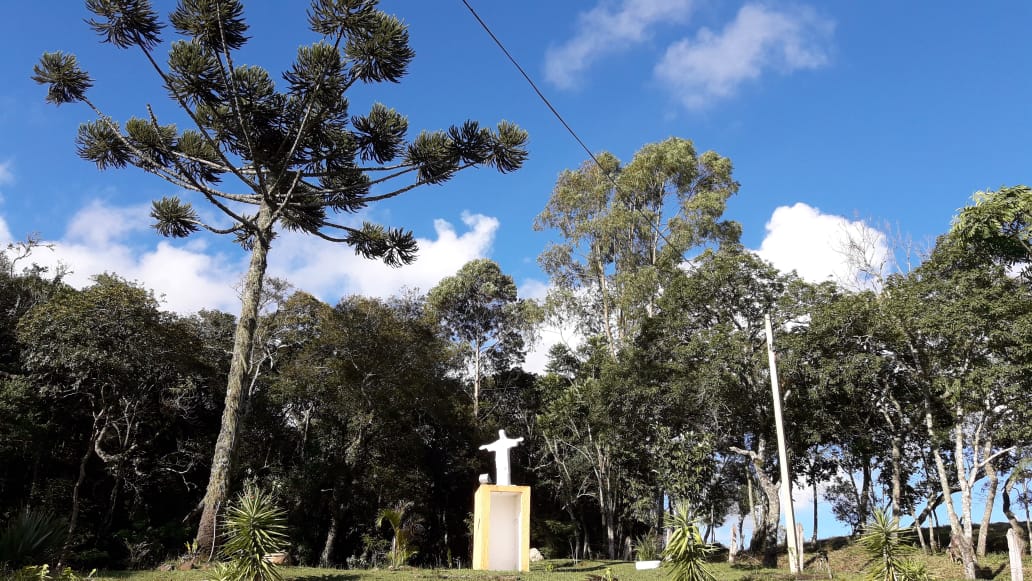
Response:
[[32, 0, 529, 266]]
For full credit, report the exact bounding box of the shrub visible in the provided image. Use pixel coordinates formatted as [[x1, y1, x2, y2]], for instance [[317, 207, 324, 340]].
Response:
[[860, 509, 934, 581], [663, 506, 715, 581], [0, 509, 68, 570], [9, 564, 95, 580], [216, 486, 289, 581], [634, 532, 661, 561], [376, 502, 419, 569]]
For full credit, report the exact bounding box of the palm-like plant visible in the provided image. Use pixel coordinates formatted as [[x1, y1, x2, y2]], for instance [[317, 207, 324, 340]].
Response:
[[0, 509, 67, 570], [218, 487, 289, 581], [860, 509, 933, 581], [663, 505, 715, 581], [376, 502, 418, 569]]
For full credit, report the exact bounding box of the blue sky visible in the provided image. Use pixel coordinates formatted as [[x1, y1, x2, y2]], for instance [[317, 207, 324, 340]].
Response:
[[1, 1, 1029, 541]]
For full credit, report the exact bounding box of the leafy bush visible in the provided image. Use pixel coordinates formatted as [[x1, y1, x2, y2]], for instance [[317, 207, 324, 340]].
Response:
[[662, 506, 715, 581], [0, 509, 68, 570], [216, 486, 289, 581], [634, 532, 661, 561]]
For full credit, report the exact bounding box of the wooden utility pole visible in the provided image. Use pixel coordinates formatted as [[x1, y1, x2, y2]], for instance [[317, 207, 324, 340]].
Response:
[[766, 314, 801, 573]]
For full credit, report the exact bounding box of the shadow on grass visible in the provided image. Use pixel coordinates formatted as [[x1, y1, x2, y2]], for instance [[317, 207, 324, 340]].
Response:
[[553, 562, 617, 573], [976, 563, 1006, 580], [286, 574, 361, 581], [287, 576, 359, 581]]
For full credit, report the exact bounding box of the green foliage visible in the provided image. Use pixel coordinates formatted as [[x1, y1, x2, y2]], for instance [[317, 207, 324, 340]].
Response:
[[633, 532, 660, 561], [860, 510, 933, 581], [9, 564, 95, 580], [952, 185, 1032, 269], [662, 506, 715, 581], [217, 486, 289, 581], [0, 510, 68, 569], [427, 259, 536, 418], [375, 502, 418, 569]]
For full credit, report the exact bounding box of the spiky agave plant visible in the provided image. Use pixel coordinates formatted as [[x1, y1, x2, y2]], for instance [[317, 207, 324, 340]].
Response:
[[663, 505, 715, 581], [860, 509, 933, 581], [218, 487, 289, 581], [0, 509, 67, 571]]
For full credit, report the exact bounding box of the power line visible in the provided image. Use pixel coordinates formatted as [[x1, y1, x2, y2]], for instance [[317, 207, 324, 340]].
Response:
[[458, 0, 610, 182], [459, 0, 681, 251]]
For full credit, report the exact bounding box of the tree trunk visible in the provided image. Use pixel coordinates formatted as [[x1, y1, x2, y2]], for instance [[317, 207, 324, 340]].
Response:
[[736, 443, 780, 566], [760, 476, 780, 568], [60, 418, 102, 568], [737, 512, 745, 552], [729, 525, 738, 563], [747, 473, 757, 550], [925, 400, 977, 579], [195, 213, 273, 556], [812, 477, 819, 543], [472, 344, 481, 419], [890, 434, 903, 514], [978, 461, 999, 557], [930, 505, 941, 552], [915, 516, 928, 553], [581, 517, 591, 560], [1003, 478, 1028, 557], [1024, 480, 1032, 556], [320, 510, 339, 567], [859, 460, 873, 530]]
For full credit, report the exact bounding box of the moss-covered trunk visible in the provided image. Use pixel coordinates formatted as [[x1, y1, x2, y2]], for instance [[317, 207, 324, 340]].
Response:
[[195, 208, 273, 557]]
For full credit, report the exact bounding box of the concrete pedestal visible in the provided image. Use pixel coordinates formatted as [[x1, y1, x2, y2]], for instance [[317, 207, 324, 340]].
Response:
[[472, 484, 530, 571]]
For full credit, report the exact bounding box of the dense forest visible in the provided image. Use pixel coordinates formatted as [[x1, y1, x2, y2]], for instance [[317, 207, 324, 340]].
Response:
[[3, 177, 1032, 577]]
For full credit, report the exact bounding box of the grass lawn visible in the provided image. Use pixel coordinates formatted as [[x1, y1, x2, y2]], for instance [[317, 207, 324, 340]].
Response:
[[81, 541, 1031, 581]]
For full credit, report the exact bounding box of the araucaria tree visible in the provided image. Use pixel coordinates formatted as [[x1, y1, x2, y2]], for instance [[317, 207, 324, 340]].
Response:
[[33, 0, 528, 553]]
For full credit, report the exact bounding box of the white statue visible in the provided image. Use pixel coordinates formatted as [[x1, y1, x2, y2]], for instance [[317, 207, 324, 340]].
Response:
[[479, 429, 523, 486]]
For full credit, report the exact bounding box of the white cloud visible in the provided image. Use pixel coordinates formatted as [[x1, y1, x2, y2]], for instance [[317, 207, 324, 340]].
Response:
[[655, 3, 833, 109], [6, 202, 242, 313], [3, 199, 526, 344], [755, 202, 891, 289], [517, 278, 586, 375], [65, 200, 150, 247], [0, 215, 12, 245], [5, 202, 507, 315], [268, 211, 500, 302], [0, 160, 13, 186], [545, 0, 694, 89], [0, 159, 13, 205]]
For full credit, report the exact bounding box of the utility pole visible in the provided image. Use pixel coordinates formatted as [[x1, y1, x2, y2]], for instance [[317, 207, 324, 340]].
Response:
[[765, 314, 801, 573]]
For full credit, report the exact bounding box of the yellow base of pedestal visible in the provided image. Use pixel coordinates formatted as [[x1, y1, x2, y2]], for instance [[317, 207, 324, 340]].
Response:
[[472, 484, 530, 571]]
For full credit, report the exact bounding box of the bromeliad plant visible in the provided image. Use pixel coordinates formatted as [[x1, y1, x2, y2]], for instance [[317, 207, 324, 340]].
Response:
[[662, 505, 715, 581]]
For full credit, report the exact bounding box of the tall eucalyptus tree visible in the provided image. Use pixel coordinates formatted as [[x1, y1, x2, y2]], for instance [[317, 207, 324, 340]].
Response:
[[532, 138, 740, 558]]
